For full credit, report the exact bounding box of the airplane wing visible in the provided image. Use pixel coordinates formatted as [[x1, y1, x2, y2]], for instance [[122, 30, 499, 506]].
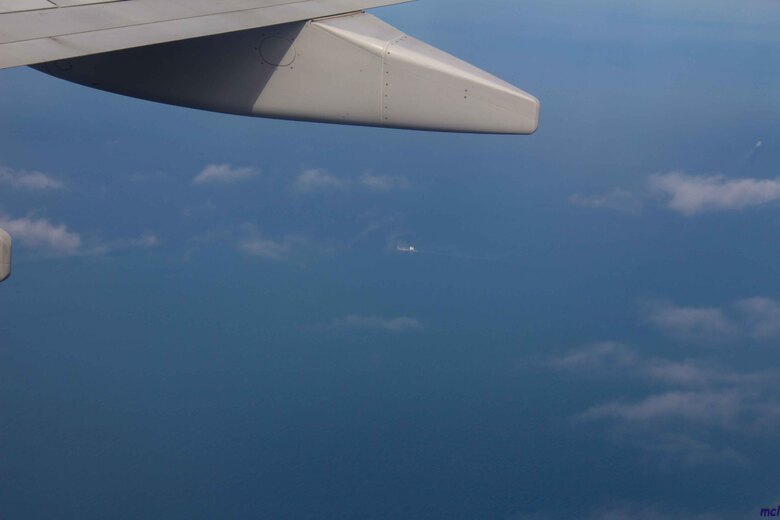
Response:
[[0, 0, 539, 135], [0, 0, 412, 70], [0, 0, 541, 283]]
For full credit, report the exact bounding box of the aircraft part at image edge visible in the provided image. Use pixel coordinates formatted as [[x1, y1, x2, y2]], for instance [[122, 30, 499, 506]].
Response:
[[0, 227, 11, 283], [36, 12, 540, 135]]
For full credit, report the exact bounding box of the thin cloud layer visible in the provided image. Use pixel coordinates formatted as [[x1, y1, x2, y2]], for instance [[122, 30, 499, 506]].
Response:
[[650, 172, 780, 215], [0, 215, 81, 254], [359, 172, 412, 192], [550, 342, 759, 387], [0, 167, 64, 190], [193, 164, 259, 185], [293, 169, 410, 194], [237, 228, 325, 261], [645, 302, 738, 343], [293, 169, 349, 193], [92, 232, 161, 255], [551, 341, 638, 371], [570, 188, 643, 214], [552, 341, 780, 466], [331, 315, 422, 333], [580, 390, 745, 425], [239, 236, 293, 261], [736, 297, 780, 340], [0, 214, 161, 257], [646, 298, 780, 344], [572, 172, 780, 217]]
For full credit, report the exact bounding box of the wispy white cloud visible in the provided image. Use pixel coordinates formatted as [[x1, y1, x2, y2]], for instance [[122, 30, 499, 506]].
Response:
[[644, 301, 738, 343], [645, 298, 780, 344], [0, 214, 161, 257], [579, 390, 744, 425], [239, 235, 293, 261], [571, 171, 780, 217], [650, 171, 780, 215], [237, 227, 325, 261], [736, 297, 780, 341], [330, 315, 422, 333], [293, 169, 410, 194], [193, 164, 259, 185], [551, 341, 638, 371], [552, 341, 780, 465], [570, 188, 643, 214], [92, 232, 161, 255], [551, 342, 759, 387], [293, 169, 349, 193], [0, 215, 80, 254], [359, 172, 412, 192], [195, 225, 328, 263], [0, 167, 64, 190]]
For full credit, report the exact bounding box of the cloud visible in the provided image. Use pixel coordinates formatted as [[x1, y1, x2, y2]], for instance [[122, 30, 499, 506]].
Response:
[[645, 298, 780, 344], [570, 188, 643, 214], [0, 167, 64, 190], [92, 232, 161, 255], [551, 341, 638, 371], [128, 233, 160, 248], [239, 236, 292, 261], [736, 297, 780, 340], [330, 315, 422, 333], [645, 302, 738, 343], [579, 390, 744, 425], [193, 164, 259, 185], [0, 214, 162, 257], [359, 172, 412, 192], [292, 169, 410, 194], [650, 171, 780, 215], [202, 225, 329, 262], [552, 341, 780, 465], [642, 359, 729, 387], [293, 169, 349, 193], [571, 171, 780, 217], [0, 215, 81, 254], [551, 342, 757, 387]]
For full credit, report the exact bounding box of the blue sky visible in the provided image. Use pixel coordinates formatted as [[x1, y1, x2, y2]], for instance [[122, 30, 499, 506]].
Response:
[[2, 1, 780, 518]]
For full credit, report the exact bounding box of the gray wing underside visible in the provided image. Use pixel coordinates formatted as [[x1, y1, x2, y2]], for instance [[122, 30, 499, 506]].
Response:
[[0, 0, 412, 70]]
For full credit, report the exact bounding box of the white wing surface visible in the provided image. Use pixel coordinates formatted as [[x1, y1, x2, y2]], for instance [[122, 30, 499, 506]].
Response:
[[0, 0, 539, 135], [0, 0, 411, 69], [0, 1, 541, 283]]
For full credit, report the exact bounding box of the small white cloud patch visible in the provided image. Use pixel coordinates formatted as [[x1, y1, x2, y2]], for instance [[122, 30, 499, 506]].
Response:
[[293, 169, 410, 193], [193, 164, 259, 185], [293, 169, 349, 193], [0, 215, 81, 254], [736, 297, 780, 341], [570, 188, 643, 214], [579, 390, 744, 425], [645, 298, 780, 344], [552, 341, 780, 466], [239, 236, 292, 261], [331, 315, 422, 333], [551, 341, 638, 371], [93, 232, 161, 255], [650, 171, 780, 215], [0, 167, 64, 190], [645, 302, 738, 343], [359, 172, 411, 192]]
